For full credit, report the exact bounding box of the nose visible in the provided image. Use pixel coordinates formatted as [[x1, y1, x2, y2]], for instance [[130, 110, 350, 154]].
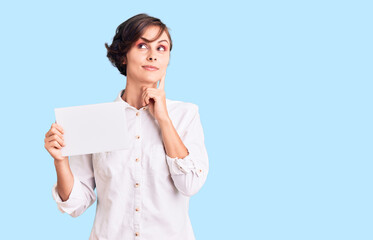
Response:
[[147, 50, 157, 61], [147, 56, 157, 61]]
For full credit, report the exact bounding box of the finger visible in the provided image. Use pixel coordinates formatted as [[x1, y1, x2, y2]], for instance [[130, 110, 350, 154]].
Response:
[[145, 92, 157, 104], [45, 129, 54, 138], [53, 123, 64, 134], [142, 89, 147, 106], [47, 139, 62, 150], [158, 72, 166, 90], [47, 134, 65, 147], [46, 128, 64, 138], [142, 86, 151, 106], [145, 91, 154, 104], [52, 140, 63, 149], [46, 130, 64, 142], [48, 123, 63, 136], [144, 93, 149, 105], [142, 89, 157, 105]]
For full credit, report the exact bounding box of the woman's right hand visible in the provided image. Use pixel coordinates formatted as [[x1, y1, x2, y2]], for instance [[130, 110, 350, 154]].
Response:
[[44, 122, 68, 161]]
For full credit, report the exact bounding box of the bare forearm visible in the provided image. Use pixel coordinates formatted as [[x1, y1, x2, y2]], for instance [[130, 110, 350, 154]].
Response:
[[54, 158, 74, 201], [158, 117, 189, 159]]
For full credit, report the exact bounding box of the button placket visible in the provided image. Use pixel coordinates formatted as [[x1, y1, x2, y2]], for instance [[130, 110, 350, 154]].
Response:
[[134, 110, 142, 237]]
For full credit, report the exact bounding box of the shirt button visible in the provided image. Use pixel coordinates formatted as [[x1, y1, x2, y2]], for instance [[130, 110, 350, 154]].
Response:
[[135, 207, 140, 211], [135, 183, 140, 188], [136, 112, 140, 116], [136, 158, 140, 162], [136, 135, 140, 139], [135, 232, 140, 237], [199, 169, 202, 173]]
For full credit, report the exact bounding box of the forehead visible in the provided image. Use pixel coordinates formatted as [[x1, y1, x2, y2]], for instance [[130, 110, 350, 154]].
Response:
[[140, 26, 169, 43]]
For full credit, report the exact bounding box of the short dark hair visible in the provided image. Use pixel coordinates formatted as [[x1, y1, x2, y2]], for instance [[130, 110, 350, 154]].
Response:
[[105, 13, 173, 76]]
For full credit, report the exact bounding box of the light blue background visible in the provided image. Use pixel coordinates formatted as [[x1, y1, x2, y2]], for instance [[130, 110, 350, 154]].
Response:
[[0, 0, 372, 239]]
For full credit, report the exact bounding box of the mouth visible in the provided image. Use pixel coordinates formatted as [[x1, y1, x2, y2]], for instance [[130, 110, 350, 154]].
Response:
[[142, 65, 159, 71]]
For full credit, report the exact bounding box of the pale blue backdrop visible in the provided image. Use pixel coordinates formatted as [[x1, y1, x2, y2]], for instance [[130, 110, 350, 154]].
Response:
[[0, 0, 372, 239]]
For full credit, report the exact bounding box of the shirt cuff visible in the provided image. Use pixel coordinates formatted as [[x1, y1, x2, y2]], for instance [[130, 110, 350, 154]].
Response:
[[51, 174, 84, 214], [165, 149, 204, 177]]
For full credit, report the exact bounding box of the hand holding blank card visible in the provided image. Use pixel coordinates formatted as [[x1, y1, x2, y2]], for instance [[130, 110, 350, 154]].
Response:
[[55, 102, 131, 157]]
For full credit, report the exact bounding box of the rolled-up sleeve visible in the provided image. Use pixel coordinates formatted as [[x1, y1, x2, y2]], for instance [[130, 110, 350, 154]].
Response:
[[166, 105, 209, 197], [51, 154, 96, 218]]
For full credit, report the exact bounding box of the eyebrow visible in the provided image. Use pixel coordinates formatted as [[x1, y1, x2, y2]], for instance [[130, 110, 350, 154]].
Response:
[[140, 37, 169, 44]]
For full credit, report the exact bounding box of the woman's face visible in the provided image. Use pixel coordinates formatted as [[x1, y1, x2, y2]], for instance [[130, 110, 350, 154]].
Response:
[[125, 26, 170, 85]]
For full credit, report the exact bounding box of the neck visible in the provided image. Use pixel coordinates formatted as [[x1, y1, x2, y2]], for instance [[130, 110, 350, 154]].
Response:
[[121, 76, 158, 110]]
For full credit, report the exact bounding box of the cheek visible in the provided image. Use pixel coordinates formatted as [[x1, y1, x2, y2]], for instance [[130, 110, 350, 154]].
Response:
[[127, 56, 143, 68], [160, 55, 170, 66]]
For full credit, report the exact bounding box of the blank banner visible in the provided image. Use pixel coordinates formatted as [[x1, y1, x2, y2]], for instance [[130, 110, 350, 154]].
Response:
[[55, 102, 131, 157]]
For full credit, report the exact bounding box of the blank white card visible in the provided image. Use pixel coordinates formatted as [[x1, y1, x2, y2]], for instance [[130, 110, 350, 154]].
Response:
[[55, 102, 131, 157]]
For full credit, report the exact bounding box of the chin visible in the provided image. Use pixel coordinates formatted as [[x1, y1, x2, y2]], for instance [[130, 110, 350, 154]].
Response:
[[142, 75, 160, 83]]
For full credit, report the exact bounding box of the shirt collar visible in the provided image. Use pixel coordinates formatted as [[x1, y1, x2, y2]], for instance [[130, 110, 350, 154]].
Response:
[[114, 88, 171, 111], [114, 89, 149, 111]]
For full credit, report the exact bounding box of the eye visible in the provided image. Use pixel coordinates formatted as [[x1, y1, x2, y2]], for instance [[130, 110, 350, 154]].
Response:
[[137, 43, 167, 51], [138, 43, 147, 49], [158, 45, 166, 51]]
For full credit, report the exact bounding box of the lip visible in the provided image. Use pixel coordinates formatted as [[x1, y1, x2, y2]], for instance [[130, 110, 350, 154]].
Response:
[[142, 65, 159, 71]]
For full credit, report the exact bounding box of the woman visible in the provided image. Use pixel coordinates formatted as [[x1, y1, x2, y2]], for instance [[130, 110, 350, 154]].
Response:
[[44, 13, 209, 240]]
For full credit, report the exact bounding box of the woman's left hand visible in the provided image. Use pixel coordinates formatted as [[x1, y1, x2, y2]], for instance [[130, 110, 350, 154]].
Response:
[[142, 73, 169, 123]]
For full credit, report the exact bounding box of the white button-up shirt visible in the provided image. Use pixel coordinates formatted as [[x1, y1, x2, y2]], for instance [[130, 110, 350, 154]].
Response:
[[52, 89, 209, 240]]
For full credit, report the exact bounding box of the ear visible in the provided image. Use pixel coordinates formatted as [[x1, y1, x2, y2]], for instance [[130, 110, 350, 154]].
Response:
[[123, 56, 127, 65]]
